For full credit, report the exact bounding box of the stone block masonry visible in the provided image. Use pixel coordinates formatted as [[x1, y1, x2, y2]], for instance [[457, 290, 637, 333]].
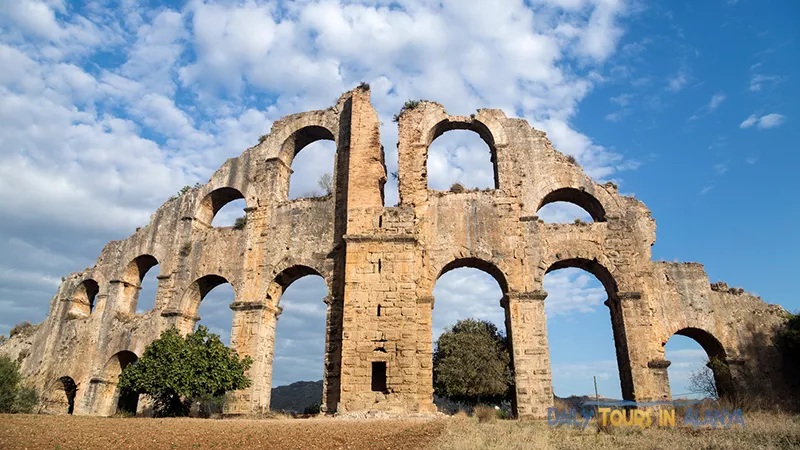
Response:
[[1, 87, 791, 418]]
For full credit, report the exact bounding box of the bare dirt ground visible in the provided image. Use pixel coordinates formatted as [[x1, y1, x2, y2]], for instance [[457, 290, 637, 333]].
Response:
[[2, 411, 800, 450], [0, 414, 445, 450]]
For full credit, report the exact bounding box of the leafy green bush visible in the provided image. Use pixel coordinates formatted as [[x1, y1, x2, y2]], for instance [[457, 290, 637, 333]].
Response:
[[233, 216, 247, 230], [119, 326, 252, 417], [0, 356, 38, 413]]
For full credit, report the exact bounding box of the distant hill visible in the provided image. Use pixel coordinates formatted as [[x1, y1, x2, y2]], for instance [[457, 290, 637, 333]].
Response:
[[270, 380, 323, 413]]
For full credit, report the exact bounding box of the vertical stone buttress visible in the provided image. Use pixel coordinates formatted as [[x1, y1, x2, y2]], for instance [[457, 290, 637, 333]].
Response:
[[337, 89, 432, 413], [505, 291, 552, 418]]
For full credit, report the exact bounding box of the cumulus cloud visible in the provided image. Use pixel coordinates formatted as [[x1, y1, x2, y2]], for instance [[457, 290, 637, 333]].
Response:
[[0, 0, 637, 387], [740, 113, 787, 129]]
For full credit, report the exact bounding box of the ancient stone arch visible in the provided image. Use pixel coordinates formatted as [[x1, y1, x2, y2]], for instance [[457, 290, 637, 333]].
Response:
[[5, 88, 791, 418]]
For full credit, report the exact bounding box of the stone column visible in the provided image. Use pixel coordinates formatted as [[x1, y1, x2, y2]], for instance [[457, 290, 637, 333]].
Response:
[[647, 359, 672, 400], [322, 295, 343, 413], [226, 301, 281, 414], [159, 310, 199, 335], [614, 291, 666, 403], [416, 295, 435, 413], [505, 290, 551, 419]]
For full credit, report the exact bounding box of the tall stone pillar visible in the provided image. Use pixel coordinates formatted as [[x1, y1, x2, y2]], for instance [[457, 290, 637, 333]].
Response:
[[322, 295, 343, 413], [612, 291, 666, 403], [505, 291, 552, 419], [415, 296, 435, 412], [226, 301, 281, 414]]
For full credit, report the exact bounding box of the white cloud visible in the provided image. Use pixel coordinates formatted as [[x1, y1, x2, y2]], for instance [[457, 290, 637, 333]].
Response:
[[667, 69, 688, 92], [740, 113, 787, 129], [0, 0, 638, 387], [740, 114, 758, 128], [757, 113, 787, 129], [609, 93, 632, 106], [749, 74, 780, 92], [545, 268, 607, 317], [689, 92, 725, 120]]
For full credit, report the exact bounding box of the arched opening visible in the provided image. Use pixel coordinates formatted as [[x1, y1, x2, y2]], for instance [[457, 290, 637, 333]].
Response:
[[121, 255, 160, 314], [536, 188, 606, 223], [67, 279, 99, 318], [284, 126, 336, 200], [59, 376, 77, 414], [100, 351, 139, 416], [543, 259, 631, 403], [431, 258, 509, 413], [664, 328, 733, 400], [427, 125, 498, 192], [188, 275, 235, 345], [196, 187, 247, 227], [268, 267, 328, 414]]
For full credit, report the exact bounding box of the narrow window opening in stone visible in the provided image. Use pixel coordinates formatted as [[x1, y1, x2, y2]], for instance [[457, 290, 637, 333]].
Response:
[[544, 267, 621, 400], [271, 274, 328, 413], [427, 130, 497, 191], [377, 304, 382, 317], [102, 351, 139, 416], [378, 258, 382, 274], [289, 140, 336, 200], [59, 376, 77, 414], [69, 279, 99, 318], [664, 330, 731, 401], [536, 202, 593, 223], [371, 362, 387, 392], [195, 281, 235, 346], [536, 188, 606, 223], [136, 263, 159, 314], [379, 216, 383, 228], [211, 198, 247, 227]]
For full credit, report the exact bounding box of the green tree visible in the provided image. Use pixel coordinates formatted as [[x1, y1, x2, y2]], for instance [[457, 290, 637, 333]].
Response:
[[433, 319, 513, 406], [0, 356, 38, 413], [118, 326, 252, 417]]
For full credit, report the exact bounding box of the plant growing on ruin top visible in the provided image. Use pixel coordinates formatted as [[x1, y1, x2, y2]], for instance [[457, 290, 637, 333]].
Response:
[[9, 321, 34, 338], [118, 326, 252, 417], [357, 81, 370, 91], [449, 182, 465, 193], [433, 319, 512, 407], [392, 100, 422, 122]]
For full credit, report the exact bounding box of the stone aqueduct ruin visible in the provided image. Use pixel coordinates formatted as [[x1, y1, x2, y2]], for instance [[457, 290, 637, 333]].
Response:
[[3, 88, 790, 418]]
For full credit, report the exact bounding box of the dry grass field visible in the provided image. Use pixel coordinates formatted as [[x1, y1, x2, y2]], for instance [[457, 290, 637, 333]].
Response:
[[1, 411, 799, 449]]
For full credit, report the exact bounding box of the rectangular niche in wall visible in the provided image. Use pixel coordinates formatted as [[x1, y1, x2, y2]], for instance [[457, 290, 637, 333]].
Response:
[[371, 361, 387, 392]]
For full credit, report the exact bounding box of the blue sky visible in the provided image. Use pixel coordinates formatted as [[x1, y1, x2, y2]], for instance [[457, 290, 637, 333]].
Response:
[[0, 0, 797, 400]]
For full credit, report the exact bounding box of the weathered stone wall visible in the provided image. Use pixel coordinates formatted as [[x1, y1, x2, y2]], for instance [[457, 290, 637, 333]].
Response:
[[1, 89, 790, 418]]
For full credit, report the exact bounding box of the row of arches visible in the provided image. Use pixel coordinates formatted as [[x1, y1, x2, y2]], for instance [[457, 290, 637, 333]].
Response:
[[60, 256, 732, 416], [60, 267, 330, 416], [198, 122, 603, 225], [431, 257, 734, 408]]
